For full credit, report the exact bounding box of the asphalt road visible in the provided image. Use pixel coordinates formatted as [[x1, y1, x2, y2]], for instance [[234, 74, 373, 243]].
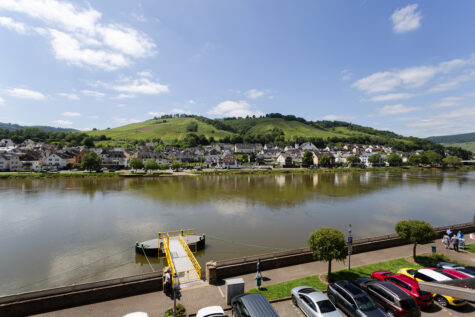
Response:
[[272, 299, 474, 317]]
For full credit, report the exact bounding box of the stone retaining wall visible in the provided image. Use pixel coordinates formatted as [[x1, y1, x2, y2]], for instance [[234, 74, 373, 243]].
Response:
[[206, 222, 475, 284], [0, 272, 163, 317]]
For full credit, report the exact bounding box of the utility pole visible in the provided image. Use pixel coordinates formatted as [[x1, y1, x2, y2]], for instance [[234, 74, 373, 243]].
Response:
[[348, 224, 352, 271]]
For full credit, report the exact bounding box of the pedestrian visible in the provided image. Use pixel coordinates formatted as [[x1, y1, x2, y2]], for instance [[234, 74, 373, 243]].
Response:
[[256, 258, 263, 278], [442, 234, 450, 249], [458, 231, 465, 250], [457, 230, 464, 239], [451, 235, 459, 252], [164, 268, 172, 296], [255, 274, 262, 290], [447, 228, 454, 238]]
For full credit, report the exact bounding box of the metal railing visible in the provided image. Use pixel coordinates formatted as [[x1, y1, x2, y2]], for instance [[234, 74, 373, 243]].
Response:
[[179, 235, 202, 280], [162, 234, 175, 275]]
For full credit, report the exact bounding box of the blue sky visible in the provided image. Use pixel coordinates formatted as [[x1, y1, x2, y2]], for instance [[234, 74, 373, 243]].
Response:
[[0, 0, 474, 137]]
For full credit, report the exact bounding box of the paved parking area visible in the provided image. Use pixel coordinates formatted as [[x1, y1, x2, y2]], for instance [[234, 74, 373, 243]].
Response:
[[271, 299, 475, 317]]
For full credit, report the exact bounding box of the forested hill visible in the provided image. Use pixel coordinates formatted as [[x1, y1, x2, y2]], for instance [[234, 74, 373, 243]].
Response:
[[428, 132, 475, 144], [86, 114, 447, 153], [0, 122, 77, 132]]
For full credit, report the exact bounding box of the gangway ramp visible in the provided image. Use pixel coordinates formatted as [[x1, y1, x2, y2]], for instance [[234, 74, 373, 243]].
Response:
[[159, 229, 202, 285]]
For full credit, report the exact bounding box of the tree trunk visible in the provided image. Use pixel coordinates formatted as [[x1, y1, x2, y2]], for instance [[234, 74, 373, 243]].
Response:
[[328, 260, 332, 282], [413, 243, 417, 260]]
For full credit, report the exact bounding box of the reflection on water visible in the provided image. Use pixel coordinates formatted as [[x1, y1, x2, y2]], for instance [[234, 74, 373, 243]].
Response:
[[0, 170, 474, 296]]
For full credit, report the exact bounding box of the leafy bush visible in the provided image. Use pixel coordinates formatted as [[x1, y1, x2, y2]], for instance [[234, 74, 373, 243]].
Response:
[[164, 304, 186, 317]]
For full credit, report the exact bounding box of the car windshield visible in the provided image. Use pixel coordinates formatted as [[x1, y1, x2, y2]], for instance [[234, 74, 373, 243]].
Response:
[[355, 295, 377, 311], [457, 268, 475, 276], [317, 300, 336, 313]]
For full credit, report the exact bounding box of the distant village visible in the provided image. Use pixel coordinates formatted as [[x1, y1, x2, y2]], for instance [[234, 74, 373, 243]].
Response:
[[0, 138, 465, 172]]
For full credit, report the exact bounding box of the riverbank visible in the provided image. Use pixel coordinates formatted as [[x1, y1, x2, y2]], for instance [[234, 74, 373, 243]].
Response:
[[1, 165, 474, 179]]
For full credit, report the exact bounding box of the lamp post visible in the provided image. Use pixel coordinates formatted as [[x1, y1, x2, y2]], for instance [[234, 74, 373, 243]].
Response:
[[348, 224, 352, 271]]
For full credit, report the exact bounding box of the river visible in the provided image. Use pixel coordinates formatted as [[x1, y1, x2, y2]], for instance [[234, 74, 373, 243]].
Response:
[[0, 170, 474, 296]]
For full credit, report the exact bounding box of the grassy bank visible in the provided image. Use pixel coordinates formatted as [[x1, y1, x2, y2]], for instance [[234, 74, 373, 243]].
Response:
[[465, 243, 475, 254], [248, 253, 462, 300], [0, 172, 120, 179]]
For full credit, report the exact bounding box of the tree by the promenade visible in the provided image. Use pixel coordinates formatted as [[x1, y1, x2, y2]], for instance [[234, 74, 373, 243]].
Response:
[[319, 154, 332, 167], [302, 150, 313, 167], [395, 220, 435, 259], [171, 160, 182, 171], [129, 158, 144, 170], [424, 150, 443, 166], [144, 159, 159, 171], [308, 228, 346, 281], [80, 151, 101, 171], [442, 155, 462, 167], [385, 153, 402, 166], [408, 153, 420, 166], [346, 155, 360, 167], [368, 154, 381, 166]]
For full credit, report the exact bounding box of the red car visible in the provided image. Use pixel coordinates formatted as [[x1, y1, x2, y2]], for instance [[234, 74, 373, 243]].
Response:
[[371, 271, 434, 308], [430, 268, 471, 280]]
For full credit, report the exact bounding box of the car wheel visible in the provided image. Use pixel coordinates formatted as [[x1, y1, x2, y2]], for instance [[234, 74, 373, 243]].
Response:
[[436, 295, 449, 307], [386, 310, 396, 317], [292, 295, 298, 306]]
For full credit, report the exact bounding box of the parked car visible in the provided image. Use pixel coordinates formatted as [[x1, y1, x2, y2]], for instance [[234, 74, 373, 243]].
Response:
[[432, 268, 471, 279], [370, 271, 433, 308], [231, 293, 279, 317], [397, 268, 467, 307], [197, 305, 227, 317], [291, 286, 343, 317], [355, 278, 420, 317], [437, 262, 475, 277], [326, 280, 387, 317]]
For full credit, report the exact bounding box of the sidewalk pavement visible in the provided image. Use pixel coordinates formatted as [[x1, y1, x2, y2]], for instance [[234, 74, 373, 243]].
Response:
[[33, 240, 474, 317]]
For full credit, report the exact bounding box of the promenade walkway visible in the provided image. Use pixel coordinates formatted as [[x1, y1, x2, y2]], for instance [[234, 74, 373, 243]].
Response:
[[33, 240, 474, 317]]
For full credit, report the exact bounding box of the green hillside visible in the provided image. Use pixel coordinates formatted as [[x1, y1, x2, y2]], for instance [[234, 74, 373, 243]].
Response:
[[442, 142, 475, 153], [86, 114, 443, 152], [87, 117, 234, 142], [427, 132, 475, 153], [0, 122, 77, 132]]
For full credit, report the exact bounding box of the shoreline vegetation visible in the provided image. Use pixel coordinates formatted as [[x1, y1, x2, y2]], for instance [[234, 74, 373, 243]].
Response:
[[1, 165, 474, 179]]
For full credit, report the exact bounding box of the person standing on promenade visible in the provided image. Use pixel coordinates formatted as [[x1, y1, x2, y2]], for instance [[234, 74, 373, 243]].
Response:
[[256, 258, 263, 278], [442, 234, 450, 249], [451, 235, 459, 252], [164, 268, 172, 297], [447, 228, 454, 249]]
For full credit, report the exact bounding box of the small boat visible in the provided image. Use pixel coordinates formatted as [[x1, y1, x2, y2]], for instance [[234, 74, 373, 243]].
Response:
[[135, 234, 206, 257]]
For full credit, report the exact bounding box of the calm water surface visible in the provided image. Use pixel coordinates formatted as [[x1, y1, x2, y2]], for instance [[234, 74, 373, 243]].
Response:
[[0, 170, 474, 295]]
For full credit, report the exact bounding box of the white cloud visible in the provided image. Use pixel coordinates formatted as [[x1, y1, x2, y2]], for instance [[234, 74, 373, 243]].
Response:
[[431, 96, 463, 108], [137, 71, 152, 78], [427, 70, 475, 93], [208, 100, 264, 118], [53, 119, 72, 125], [368, 93, 414, 102], [0, 96, 4, 104], [148, 111, 165, 117], [116, 104, 126, 108], [0, 16, 26, 33], [6, 88, 45, 100], [90, 115, 99, 119], [58, 92, 79, 100], [391, 4, 422, 34], [341, 69, 352, 81], [245, 89, 265, 99], [353, 56, 472, 94], [61, 111, 80, 117], [377, 104, 422, 115], [0, 0, 156, 70], [405, 107, 475, 136], [113, 117, 140, 124], [115, 94, 135, 99], [321, 115, 356, 121], [112, 77, 169, 95], [188, 99, 195, 104], [81, 90, 105, 98]]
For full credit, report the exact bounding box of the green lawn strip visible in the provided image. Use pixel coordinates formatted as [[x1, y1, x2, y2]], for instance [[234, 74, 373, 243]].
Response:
[[415, 253, 467, 267], [249, 258, 420, 300], [464, 243, 475, 254], [248, 276, 327, 300]]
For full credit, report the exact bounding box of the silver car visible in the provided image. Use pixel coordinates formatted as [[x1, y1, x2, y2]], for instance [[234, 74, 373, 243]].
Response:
[[291, 286, 344, 317]]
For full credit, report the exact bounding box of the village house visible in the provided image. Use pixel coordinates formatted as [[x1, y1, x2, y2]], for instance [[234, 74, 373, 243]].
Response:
[[43, 153, 68, 169], [19, 151, 43, 170], [311, 150, 335, 166], [218, 152, 240, 169], [234, 143, 262, 154], [0, 153, 22, 171], [0, 139, 14, 148], [299, 142, 318, 151]]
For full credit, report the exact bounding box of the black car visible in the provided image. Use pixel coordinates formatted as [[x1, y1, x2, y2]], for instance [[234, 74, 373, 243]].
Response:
[[355, 278, 420, 317], [231, 293, 279, 317], [327, 280, 387, 317]]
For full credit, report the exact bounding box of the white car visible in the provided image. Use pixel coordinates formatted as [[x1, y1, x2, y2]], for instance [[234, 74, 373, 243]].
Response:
[[437, 262, 475, 277], [196, 305, 227, 317], [291, 286, 344, 317]]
